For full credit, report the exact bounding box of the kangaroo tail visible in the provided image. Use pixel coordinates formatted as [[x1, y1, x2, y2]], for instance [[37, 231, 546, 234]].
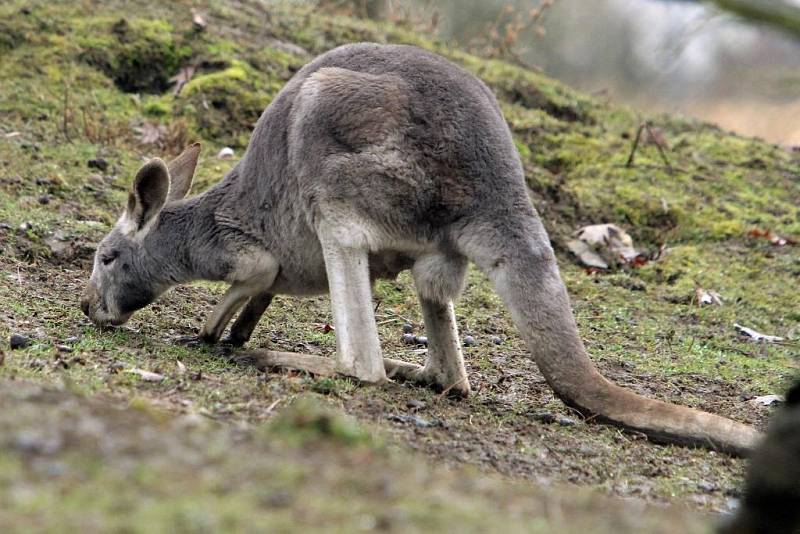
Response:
[[456, 210, 761, 456]]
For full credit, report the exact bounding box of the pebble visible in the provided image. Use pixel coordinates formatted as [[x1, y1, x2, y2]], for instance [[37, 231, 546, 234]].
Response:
[[87, 158, 109, 171], [13, 430, 63, 455], [56, 345, 73, 353], [9, 333, 31, 350], [217, 147, 235, 159], [38, 194, 50, 205], [401, 323, 414, 333], [402, 333, 416, 345], [697, 481, 716, 493], [406, 399, 426, 410], [530, 411, 578, 426], [491, 336, 503, 345], [415, 336, 428, 346], [387, 414, 436, 428], [462, 335, 475, 347], [555, 416, 578, 427]]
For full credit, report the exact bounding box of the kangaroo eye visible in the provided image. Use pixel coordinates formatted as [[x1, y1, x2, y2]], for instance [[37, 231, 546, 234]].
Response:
[[101, 251, 119, 265]]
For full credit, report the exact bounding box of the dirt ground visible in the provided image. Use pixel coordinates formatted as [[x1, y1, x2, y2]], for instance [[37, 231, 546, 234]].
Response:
[[0, 250, 779, 515]]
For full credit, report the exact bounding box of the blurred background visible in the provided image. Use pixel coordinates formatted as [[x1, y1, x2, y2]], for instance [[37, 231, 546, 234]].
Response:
[[338, 0, 800, 145]]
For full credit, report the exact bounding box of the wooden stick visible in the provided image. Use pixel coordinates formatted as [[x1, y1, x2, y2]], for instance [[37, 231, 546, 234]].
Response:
[[643, 122, 673, 171], [62, 83, 72, 143], [625, 123, 644, 167]]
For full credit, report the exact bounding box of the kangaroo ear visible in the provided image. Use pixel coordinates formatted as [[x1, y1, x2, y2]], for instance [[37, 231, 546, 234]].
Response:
[[166, 142, 201, 201], [126, 158, 170, 232]]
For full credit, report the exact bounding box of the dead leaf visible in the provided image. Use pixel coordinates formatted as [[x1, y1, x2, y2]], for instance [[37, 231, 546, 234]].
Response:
[[567, 239, 609, 269], [191, 9, 207, 31], [747, 228, 796, 246], [176, 359, 186, 375], [125, 368, 166, 382], [3, 131, 22, 138], [568, 223, 648, 270], [134, 122, 166, 146], [169, 65, 196, 96], [734, 323, 784, 343], [696, 288, 723, 306], [749, 394, 784, 407]]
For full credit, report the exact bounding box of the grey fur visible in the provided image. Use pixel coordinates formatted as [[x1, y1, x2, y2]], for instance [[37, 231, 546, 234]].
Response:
[[82, 43, 760, 454]]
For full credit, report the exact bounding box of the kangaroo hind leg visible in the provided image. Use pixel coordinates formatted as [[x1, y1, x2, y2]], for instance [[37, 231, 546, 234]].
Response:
[[386, 254, 470, 396], [318, 226, 387, 384]]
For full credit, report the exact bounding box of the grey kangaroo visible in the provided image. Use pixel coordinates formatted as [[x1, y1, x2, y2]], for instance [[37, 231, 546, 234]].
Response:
[[81, 43, 759, 455]]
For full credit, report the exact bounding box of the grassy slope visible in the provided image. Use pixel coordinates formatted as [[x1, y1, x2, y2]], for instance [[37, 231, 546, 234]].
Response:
[[0, 0, 798, 530]]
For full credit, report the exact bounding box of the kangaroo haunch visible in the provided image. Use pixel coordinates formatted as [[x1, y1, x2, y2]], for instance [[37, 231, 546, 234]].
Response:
[[81, 43, 761, 455]]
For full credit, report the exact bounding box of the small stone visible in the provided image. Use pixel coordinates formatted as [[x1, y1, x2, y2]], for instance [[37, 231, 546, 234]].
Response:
[[462, 335, 475, 347], [490, 336, 503, 345], [697, 481, 716, 493], [87, 158, 108, 171], [261, 490, 293, 509], [556, 416, 578, 427], [402, 333, 416, 345], [401, 323, 414, 334], [18, 221, 33, 232], [56, 345, 73, 353], [10, 333, 31, 350], [387, 414, 435, 428], [14, 430, 63, 455], [38, 194, 50, 205], [406, 399, 426, 410], [415, 336, 428, 346], [217, 147, 235, 159]]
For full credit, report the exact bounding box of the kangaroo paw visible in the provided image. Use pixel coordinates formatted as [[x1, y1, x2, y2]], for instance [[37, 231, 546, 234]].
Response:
[[384, 358, 471, 397]]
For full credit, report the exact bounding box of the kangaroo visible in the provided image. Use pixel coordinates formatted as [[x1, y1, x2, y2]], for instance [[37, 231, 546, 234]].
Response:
[[81, 43, 760, 455]]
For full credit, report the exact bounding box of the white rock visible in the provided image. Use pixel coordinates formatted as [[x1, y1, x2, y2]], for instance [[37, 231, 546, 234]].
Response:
[[217, 147, 235, 159]]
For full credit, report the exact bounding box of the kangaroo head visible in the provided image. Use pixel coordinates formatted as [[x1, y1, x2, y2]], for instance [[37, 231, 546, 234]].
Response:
[[81, 143, 201, 326]]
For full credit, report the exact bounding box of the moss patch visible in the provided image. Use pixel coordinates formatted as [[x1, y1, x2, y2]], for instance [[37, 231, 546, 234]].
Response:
[[78, 18, 190, 94]]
